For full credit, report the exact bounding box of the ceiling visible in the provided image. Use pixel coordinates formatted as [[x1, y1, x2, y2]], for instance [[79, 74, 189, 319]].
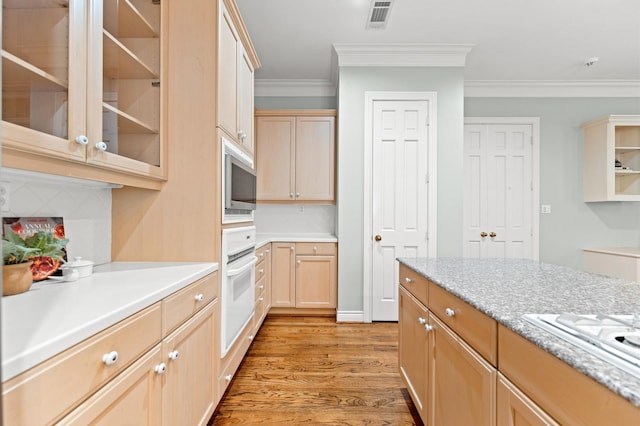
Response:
[[236, 0, 640, 94]]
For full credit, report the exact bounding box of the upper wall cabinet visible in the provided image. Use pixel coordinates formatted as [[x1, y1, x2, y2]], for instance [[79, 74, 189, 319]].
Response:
[[583, 115, 640, 202], [217, 0, 259, 156], [256, 110, 336, 203], [2, 0, 166, 189]]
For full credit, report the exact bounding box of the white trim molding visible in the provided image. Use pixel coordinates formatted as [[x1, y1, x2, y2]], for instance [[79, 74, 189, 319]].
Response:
[[336, 311, 365, 323], [465, 80, 640, 98], [254, 79, 337, 97], [333, 43, 474, 67]]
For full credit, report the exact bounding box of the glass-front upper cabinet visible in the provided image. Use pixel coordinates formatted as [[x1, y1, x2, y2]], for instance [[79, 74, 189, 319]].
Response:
[[2, 0, 165, 186]]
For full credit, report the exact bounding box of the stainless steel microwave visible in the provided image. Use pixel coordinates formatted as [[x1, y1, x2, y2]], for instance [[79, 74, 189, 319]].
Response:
[[224, 140, 256, 217]]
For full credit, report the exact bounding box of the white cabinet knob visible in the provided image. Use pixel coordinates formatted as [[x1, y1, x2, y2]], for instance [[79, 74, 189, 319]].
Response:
[[290, 193, 294, 198], [259, 285, 264, 290], [425, 324, 434, 332], [259, 253, 264, 258], [297, 260, 301, 265], [296, 192, 300, 198], [168, 350, 179, 361], [405, 277, 412, 284], [95, 141, 108, 151], [313, 246, 318, 252], [445, 308, 455, 317], [259, 268, 264, 274], [194, 293, 204, 302], [259, 297, 264, 301], [155, 363, 167, 374], [238, 130, 247, 140], [418, 317, 427, 325], [102, 350, 119, 366], [290, 246, 295, 251], [225, 374, 232, 382], [75, 135, 89, 145], [248, 335, 254, 341]]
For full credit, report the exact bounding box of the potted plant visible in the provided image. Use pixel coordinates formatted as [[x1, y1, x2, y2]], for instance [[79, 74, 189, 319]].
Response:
[[3, 230, 69, 296]]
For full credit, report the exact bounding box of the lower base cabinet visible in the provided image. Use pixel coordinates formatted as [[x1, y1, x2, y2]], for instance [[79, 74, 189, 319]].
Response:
[[497, 373, 559, 426], [430, 314, 496, 426]]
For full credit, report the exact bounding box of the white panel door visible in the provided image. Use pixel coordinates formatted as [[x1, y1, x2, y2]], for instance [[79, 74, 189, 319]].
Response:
[[372, 100, 430, 321], [463, 123, 534, 259]]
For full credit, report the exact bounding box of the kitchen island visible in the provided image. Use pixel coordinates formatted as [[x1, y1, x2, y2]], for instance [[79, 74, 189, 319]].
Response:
[[398, 257, 640, 425]]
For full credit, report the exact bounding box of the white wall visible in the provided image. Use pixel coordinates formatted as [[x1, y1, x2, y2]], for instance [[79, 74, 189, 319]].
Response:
[[254, 204, 335, 234], [1, 169, 112, 265], [337, 66, 465, 313]]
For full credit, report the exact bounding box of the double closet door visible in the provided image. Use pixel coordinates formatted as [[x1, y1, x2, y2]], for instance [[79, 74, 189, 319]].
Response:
[[463, 121, 537, 260]]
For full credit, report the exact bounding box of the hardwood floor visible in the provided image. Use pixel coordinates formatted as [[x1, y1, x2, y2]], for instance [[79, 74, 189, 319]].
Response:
[[209, 315, 423, 425]]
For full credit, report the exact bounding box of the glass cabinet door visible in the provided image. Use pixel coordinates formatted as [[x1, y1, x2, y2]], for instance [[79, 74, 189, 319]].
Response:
[[87, 0, 164, 178], [2, 0, 88, 162]]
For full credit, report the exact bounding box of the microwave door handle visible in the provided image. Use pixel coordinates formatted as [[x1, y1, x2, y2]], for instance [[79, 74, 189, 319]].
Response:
[[227, 256, 258, 276]]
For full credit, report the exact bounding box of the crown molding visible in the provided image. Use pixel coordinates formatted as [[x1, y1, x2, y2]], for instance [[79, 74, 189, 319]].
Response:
[[255, 79, 337, 97], [332, 43, 474, 67], [464, 80, 640, 97]]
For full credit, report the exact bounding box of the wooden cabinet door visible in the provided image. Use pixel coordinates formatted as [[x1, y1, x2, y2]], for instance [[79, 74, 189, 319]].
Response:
[[430, 313, 496, 426], [162, 301, 216, 426], [2, 0, 88, 162], [57, 345, 163, 425], [237, 45, 254, 154], [398, 286, 429, 421], [295, 116, 335, 201], [497, 374, 559, 426], [256, 116, 296, 201], [217, 0, 239, 140], [295, 254, 337, 308], [270, 243, 296, 307]]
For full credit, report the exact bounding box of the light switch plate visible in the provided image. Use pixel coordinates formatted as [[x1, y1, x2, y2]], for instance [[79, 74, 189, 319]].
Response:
[[541, 204, 551, 214]]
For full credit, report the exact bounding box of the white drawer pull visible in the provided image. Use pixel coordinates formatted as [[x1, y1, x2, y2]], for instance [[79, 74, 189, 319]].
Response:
[[259, 253, 264, 258], [95, 141, 108, 151], [168, 350, 179, 361], [259, 268, 264, 274], [248, 335, 254, 341], [102, 351, 119, 366], [259, 285, 264, 290], [194, 293, 204, 302], [225, 374, 232, 382], [445, 308, 455, 317], [155, 363, 167, 374], [405, 277, 412, 284], [75, 135, 89, 145], [418, 317, 427, 325], [425, 324, 434, 332], [259, 297, 264, 301]]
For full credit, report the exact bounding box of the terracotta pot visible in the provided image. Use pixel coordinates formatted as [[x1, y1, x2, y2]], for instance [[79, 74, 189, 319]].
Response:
[[3, 262, 34, 296]]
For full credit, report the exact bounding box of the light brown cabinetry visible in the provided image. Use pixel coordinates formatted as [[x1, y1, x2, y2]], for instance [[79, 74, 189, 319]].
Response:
[[497, 373, 559, 426], [254, 243, 272, 333], [271, 242, 337, 313], [256, 110, 336, 202], [217, 0, 258, 155], [2, 273, 219, 426], [583, 115, 640, 201], [2, 0, 166, 189], [398, 285, 429, 420]]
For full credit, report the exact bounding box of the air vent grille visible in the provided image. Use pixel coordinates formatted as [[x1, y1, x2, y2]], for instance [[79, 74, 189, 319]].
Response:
[[367, 0, 394, 28]]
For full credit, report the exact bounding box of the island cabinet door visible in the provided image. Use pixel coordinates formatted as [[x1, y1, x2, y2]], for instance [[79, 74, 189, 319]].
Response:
[[429, 313, 496, 426], [497, 373, 559, 426], [398, 286, 430, 422]]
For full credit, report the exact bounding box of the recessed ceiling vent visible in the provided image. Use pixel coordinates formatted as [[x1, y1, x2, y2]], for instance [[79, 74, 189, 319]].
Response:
[[367, 0, 394, 29]]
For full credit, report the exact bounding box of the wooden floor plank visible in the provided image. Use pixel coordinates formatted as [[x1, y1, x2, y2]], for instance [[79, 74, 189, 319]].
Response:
[[209, 315, 422, 425]]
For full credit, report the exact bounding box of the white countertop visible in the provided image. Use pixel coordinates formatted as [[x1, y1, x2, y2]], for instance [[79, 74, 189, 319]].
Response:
[[2, 262, 218, 381], [583, 247, 640, 258], [256, 233, 337, 248]]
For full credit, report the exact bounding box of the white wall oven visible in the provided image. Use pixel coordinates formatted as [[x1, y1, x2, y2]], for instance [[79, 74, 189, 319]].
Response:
[[221, 226, 256, 357], [222, 137, 256, 224]]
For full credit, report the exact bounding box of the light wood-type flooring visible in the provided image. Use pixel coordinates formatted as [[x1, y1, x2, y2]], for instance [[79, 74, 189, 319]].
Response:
[[209, 315, 422, 425]]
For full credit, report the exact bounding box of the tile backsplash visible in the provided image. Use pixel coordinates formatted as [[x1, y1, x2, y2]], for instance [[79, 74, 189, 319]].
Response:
[[1, 169, 112, 265], [254, 204, 336, 235]]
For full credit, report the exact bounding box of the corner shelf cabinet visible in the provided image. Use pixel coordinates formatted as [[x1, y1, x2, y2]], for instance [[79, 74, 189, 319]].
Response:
[[583, 115, 640, 202], [2, 0, 165, 189]]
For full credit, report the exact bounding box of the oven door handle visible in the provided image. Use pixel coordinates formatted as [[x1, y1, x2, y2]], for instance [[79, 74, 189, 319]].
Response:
[[227, 256, 258, 276]]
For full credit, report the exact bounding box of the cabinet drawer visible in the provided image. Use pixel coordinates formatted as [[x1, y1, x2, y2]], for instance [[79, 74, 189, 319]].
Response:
[[256, 273, 267, 301], [256, 258, 267, 282], [162, 272, 218, 336], [296, 242, 336, 256], [429, 282, 497, 365], [256, 244, 271, 262], [399, 264, 428, 307], [3, 303, 162, 425]]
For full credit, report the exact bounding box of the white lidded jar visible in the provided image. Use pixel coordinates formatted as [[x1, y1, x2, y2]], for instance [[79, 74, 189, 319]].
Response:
[[60, 257, 94, 278]]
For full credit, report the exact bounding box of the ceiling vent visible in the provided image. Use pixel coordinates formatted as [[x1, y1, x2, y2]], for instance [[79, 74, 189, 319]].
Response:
[[367, 0, 394, 29]]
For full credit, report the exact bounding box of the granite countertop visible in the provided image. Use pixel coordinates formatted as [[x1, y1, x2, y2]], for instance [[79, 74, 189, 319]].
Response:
[[256, 233, 338, 248], [2, 262, 218, 381], [397, 257, 640, 408]]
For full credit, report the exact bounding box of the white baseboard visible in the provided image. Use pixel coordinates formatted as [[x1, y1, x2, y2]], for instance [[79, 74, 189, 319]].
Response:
[[336, 310, 365, 323]]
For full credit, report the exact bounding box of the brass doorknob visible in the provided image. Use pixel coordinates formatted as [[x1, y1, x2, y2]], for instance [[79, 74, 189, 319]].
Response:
[[489, 232, 497, 238], [480, 232, 488, 238], [374, 235, 382, 241]]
